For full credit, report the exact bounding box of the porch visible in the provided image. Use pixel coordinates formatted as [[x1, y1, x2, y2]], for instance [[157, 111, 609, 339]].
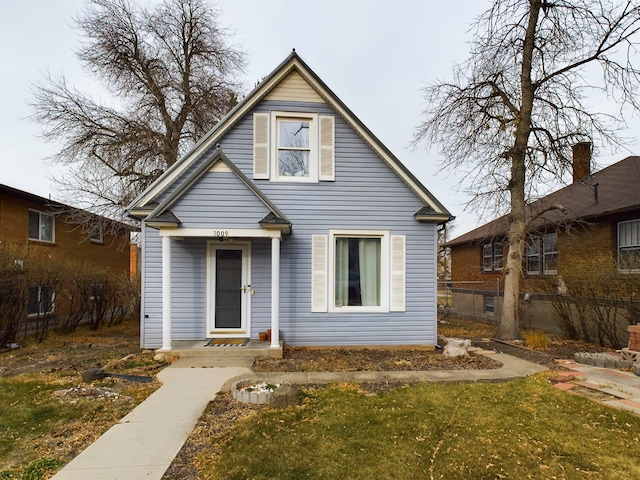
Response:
[[165, 340, 284, 359]]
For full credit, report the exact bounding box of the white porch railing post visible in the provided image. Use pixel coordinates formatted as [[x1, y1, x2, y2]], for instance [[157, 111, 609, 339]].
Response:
[[270, 236, 280, 348], [162, 235, 172, 350]]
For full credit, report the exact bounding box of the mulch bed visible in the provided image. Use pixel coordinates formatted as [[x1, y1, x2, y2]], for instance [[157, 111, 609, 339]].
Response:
[[253, 346, 502, 372]]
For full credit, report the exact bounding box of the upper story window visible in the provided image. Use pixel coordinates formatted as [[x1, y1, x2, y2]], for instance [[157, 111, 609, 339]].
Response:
[[618, 219, 640, 272], [253, 111, 335, 182], [526, 232, 557, 275], [276, 116, 313, 179], [28, 209, 54, 242], [482, 242, 503, 272], [90, 224, 104, 243]]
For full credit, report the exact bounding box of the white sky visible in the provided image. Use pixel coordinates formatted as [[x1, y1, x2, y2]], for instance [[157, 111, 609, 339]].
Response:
[[1, 0, 638, 237]]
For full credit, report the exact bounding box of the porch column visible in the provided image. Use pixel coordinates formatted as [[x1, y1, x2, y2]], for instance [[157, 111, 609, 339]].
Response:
[[162, 235, 172, 350], [270, 236, 280, 348]]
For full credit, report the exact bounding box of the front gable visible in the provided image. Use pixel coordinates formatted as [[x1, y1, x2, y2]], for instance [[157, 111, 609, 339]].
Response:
[[144, 147, 290, 234], [127, 51, 451, 225]]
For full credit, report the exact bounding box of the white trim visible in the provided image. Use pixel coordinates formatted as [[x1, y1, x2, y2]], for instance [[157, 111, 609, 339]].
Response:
[[328, 229, 390, 313], [253, 112, 270, 179], [311, 234, 328, 312], [270, 111, 319, 183], [319, 115, 335, 181], [270, 237, 280, 348], [162, 236, 172, 350], [159, 228, 281, 239], [390, 235, 406, 312], [206, 241, 251, 337]]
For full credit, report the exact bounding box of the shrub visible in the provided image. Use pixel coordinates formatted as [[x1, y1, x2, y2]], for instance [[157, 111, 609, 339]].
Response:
[[542, 254, 639, 348], [523, 329, 549, 350], [0, 242, 138, 343]]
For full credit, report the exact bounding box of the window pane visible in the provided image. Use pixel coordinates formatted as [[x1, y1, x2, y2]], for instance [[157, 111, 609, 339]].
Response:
[[526, 237, 540, 274], [620, 247, 640, 270], [279, 150, 309, 177], [543, 232, 557, 274], [27, 286, 39, 315], [41, 286, 54, 314], [482, 244, 493, 271], [484, 296, 494, 315], [40, 214, 53, 241], [494, 244, 503, 270], [90, 224, 103, 242], [279, 120, 309, 148], [28, 211, 39, 239], [335, 237, 381, 307]]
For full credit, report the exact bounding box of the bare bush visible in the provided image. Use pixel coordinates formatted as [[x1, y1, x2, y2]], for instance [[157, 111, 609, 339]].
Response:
[[0, 243, 139, 343], [542, 255, 639, 348]]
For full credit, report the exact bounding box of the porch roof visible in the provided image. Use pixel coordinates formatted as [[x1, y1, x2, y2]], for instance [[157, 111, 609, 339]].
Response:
[[139, 146, 291, 234]]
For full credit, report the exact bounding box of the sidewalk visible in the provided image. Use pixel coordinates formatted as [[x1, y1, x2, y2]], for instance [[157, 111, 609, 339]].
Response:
[[553, 359, 640, 415], [51, 358, 253, 480]]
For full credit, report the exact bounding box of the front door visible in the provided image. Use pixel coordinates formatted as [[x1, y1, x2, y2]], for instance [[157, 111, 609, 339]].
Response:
[[208, 243, 250, 336]]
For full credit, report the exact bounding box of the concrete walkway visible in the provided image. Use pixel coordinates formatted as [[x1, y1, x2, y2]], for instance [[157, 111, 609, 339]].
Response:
[[553, 359, 640, 416], [51, 358, 253, 480]]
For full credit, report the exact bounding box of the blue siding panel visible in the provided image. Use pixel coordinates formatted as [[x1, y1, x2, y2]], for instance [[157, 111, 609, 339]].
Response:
[[141, 98, 440, 348]]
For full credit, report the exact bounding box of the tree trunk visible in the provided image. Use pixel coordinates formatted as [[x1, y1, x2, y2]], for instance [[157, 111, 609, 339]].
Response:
[[495, 1, 541, 341]]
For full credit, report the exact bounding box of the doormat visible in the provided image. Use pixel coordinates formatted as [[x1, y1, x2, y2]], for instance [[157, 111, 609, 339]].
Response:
[[204, 338, 249, 347]]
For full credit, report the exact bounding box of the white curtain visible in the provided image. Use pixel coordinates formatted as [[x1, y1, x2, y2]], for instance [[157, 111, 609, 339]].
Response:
[[335, 238, 350, 306], [358, 238, 380, 306]]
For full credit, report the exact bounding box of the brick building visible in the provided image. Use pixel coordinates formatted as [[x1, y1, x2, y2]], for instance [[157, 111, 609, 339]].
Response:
[[0, 184, 131, 317], [445, 146, 640, 334]]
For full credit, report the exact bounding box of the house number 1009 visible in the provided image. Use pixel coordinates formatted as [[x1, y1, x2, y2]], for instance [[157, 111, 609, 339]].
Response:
[[214, 230, 229, 237]]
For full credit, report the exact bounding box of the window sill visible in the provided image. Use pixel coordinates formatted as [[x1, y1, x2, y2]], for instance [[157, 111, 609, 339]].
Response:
[[28, 239, 56, 246]]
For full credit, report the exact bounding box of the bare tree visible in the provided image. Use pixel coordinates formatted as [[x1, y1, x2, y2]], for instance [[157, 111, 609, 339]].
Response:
[[415, 0, 640, 340], [31, 0, 245, 223]]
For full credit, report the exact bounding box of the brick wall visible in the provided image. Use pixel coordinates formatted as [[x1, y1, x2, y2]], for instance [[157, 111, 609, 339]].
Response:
[[451, 217, 619, 294], [0, 191, 130, 274]]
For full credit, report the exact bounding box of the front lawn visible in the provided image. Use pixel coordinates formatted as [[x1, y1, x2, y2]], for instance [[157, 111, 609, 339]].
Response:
[[0, 319, 160, 479], [196, 375, 640, 479]]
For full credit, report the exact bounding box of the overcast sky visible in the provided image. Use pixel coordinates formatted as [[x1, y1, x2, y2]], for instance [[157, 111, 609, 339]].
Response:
[[1, 0, 638, 237]]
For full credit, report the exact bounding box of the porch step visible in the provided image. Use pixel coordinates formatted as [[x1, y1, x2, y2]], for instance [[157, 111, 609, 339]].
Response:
[[168, 340, 283, 359]]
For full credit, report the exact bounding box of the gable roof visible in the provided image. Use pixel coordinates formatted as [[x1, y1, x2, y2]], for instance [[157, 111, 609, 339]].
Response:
[[143, 146, 291, 232], [126, 50, 451, 223], [447, 156, 640, 246]]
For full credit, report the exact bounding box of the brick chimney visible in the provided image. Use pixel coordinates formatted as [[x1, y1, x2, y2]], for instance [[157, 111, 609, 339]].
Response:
[[572, 142, 591, 183]]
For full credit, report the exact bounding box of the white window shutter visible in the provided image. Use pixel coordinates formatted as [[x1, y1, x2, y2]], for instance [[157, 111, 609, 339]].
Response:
[[319, 115, 335, 181], [390, 235, 406, 312], [311, 235, 328, 312], [253, 113, 270, 179]]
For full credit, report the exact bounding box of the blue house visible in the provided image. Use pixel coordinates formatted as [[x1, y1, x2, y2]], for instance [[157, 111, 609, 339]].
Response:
[[126, 51, 451, 353]]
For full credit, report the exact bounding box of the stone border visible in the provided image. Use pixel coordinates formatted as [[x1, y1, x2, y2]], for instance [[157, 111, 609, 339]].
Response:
[[231, 380, 278, 404]]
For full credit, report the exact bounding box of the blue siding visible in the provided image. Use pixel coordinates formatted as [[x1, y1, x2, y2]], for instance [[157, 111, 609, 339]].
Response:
[[141, 99, 439, 348], [171, 171, 271, 228]]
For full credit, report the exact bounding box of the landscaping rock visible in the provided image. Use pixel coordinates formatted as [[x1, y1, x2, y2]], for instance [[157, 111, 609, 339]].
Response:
[[269, 384, 300, 409], [442, 338, 471, 358], [82, 367, 106, 383], [574, 352, 630, 370]]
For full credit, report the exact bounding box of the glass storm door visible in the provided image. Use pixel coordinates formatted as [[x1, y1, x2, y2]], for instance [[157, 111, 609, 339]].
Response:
[[209, 244, 249, 335]]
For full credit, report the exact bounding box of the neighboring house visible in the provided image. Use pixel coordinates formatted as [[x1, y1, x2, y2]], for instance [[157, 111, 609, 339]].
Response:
[[445, 144, 640, 333], [126, 51, 452, 351], [0, 184, 131, 317]]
